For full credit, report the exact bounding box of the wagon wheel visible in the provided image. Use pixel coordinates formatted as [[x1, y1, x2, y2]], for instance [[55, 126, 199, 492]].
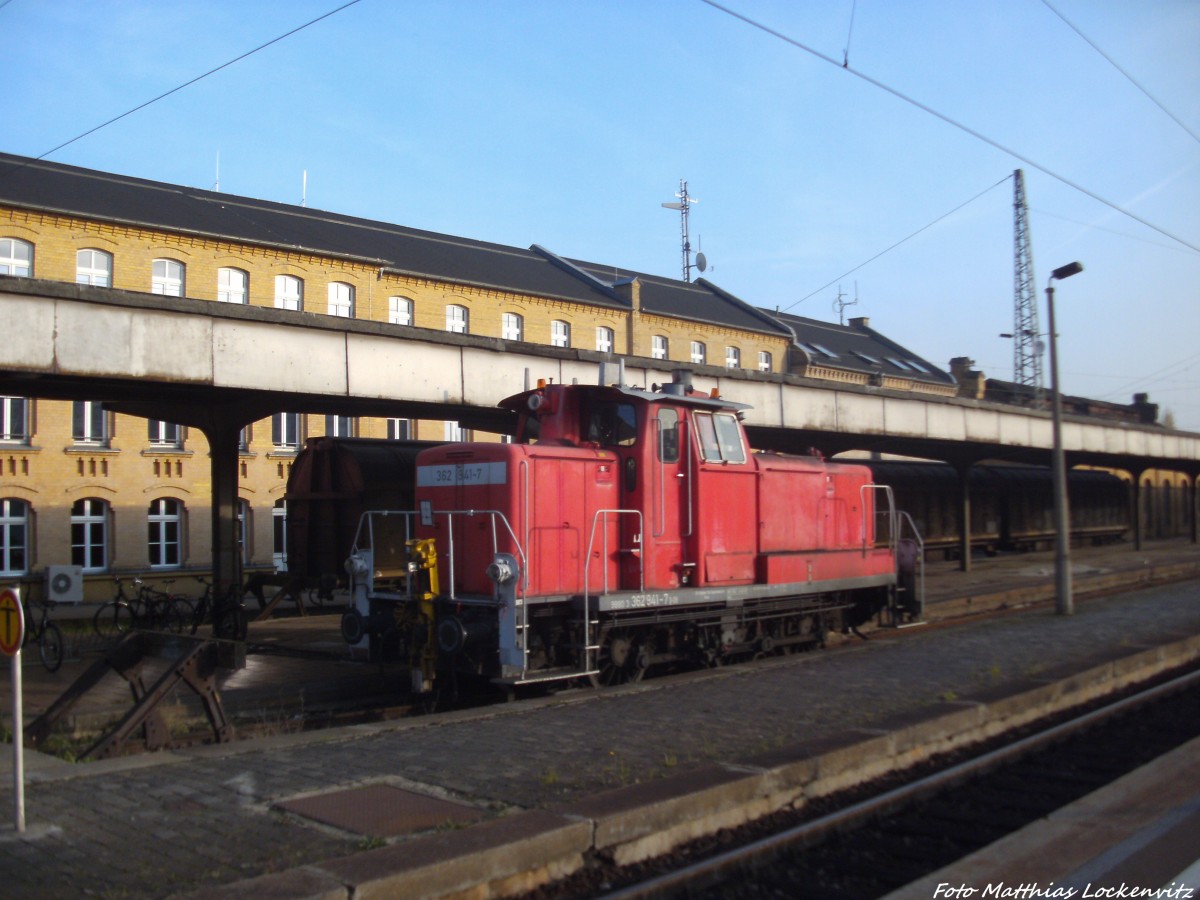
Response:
[[590, 629, 648, 687]]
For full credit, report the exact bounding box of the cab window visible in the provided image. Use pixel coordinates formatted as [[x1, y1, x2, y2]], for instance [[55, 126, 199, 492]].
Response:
[[586, 402, 637, 447], [657, 408, 680, 463], [694, 412, 745, 463]]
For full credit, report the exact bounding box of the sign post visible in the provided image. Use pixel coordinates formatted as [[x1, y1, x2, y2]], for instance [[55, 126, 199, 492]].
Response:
[[0, 586, 25, 833]]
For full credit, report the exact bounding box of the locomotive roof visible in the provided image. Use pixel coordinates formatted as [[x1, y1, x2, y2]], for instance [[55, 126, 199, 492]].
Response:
[[500, 381, 751, 414], [0, 152, 790, 340]]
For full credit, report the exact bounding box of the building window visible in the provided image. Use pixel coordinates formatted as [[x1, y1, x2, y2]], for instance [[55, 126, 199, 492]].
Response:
[[690, 341, 706, 365], [596, 327, 614, 353], [388, 296, 413, 325], [725, 347, 741, 369], [71, 498, 108, 572], [148, 498, 182, 569], [217, 267, 248, 304], [758, 351, 773, 372], [237, 499, 249, 565], [148, 420, 182, 448], [72, 401, 109, 445], [76, 249, 112, 286], [0, 499, 28, 576], [1, 397, 29, 443], [444, 421, 468, 442], [272, 413, 302, 450], [325, 415, 354, 438], [387, 418, 412, 440], [152, 258, 185, 296], [0, 238, 33, 277], [551, 320, 570, 348], [446, 304, 469, 334], [275, 275, 303, 311], [652, 335, 668, 360], [328, 282, 354, 317], [502, 312, 524, 341]]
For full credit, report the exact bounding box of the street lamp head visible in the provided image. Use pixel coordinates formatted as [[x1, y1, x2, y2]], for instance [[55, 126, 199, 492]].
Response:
[[1050, 261, 1083, 282]]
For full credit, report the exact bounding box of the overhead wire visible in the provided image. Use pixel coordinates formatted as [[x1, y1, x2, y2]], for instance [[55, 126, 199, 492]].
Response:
[[698, 0, 1200, 255], [1040, 0, 1200, 147], [782, 174, 1012, 312], [12, 0, 363, 170]]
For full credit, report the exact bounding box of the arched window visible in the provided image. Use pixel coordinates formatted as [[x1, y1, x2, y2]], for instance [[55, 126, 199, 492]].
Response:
[[0, 498, 29, 576], [71, 498, 109, 572], [328, 282, 355, 317], [148, 498, 183, 569], [76, 249, 112, 286], [389, 296, 413, 325], [446, 304, 469, 334], [551, 320, 571, 348], [758, 351, 773, 373], [502, 313, 523, 341], [725, 347, 741, 369], [275, 275, 303, 311], [217, 267, 248, 303], [152, 258, 185, 296], [596, 327, 614, 353], [652, 335, 668, 360], [690, 341, 706, 365], [0, 238, 33, 277]]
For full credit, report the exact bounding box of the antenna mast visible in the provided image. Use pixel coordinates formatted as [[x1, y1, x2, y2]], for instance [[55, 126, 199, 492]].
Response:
[[1012, 169, 1043, 403], [661, 180, 701, 282]]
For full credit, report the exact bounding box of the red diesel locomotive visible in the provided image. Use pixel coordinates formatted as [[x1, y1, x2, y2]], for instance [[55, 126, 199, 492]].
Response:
[[341, 369, 923, 692]]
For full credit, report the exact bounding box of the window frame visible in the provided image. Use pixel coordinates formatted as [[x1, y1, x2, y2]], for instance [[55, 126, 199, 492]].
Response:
[[274, 274, 303, 311], [0, 238, 33, 277], [551, 320, 571, 348], [217, 267, 249, 304], [76, 248, 113, 287], [0, 397, 29, 443], [690, 341, 706, 365], [71, 498, 109, 573], [72, 401, 109, 446], [388, 296, 413, 326], [147, 497, 183, 569], [446, 304, 469, 334], [328, 281, 355, 318], [152, 258, 185, 296], [502, 312, 524, 342], [596, 326, 614, 353], [652, 335, 668, 360], [0, 498, 29, 576]]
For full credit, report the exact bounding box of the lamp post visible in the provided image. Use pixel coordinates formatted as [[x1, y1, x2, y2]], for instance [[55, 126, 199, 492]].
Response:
[[1047, 261, 1083, 615]]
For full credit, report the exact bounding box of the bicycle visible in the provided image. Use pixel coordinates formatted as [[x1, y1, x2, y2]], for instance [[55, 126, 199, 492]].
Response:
[[93, 576, 138, 638], [22, 596, 64, 673], [190, 576, 248, 641], [92, 576, 192, 637]]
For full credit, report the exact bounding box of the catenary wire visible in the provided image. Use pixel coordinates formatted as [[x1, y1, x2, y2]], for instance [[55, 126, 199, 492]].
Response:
[[1041, 0, 1200, 146], [783, 175, 1011, 312], [9, 0, 363, 172], [699, 0, 1200, 255]]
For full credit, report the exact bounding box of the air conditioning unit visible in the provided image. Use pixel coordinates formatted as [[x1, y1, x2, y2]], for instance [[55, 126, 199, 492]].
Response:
[[46, 565, 84, 604]]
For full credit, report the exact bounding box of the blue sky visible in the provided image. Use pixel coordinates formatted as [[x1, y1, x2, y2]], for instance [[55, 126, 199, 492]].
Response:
[[4, 0, 1198, 429]]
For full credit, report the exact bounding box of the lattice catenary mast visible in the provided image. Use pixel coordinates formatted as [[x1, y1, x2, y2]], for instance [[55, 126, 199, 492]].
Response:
[[1012, 169, 1043, 402]]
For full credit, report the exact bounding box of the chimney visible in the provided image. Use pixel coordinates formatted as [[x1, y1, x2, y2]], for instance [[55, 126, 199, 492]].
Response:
[[848, 316, 870, 329]]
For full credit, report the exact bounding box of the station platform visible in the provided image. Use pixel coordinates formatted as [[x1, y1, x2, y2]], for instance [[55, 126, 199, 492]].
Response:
[[0, 538, 1197, 899]]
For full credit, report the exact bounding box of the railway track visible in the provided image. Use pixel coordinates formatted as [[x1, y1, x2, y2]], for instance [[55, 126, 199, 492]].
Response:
[[532, 664, 1200, 899]]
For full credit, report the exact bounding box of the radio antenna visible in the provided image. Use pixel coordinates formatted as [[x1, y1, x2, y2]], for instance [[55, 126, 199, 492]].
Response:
[[661, 180, 703, 281]]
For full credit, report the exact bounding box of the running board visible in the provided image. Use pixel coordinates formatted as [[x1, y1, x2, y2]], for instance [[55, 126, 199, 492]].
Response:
[[493, 666, 598, 687]]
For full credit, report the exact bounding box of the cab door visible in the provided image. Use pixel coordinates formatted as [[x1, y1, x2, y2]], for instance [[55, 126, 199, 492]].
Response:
[[642, 405, 691, 589]]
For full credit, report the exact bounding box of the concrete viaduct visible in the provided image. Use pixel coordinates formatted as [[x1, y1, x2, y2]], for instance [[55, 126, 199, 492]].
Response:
[[4, 276, 1198, 612]]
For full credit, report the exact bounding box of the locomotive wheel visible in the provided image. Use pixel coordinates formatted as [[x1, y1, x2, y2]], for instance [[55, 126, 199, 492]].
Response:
[[591, 629, 647, 687]]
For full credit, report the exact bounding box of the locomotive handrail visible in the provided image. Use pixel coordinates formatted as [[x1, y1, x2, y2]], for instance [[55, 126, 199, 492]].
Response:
[[349, 508, 528, 603], [582, 509, 645, 674]]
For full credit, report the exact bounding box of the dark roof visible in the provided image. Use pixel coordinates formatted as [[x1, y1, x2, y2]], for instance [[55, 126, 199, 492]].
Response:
[[0, 152, 790, 339], [767, 309, 954, 387]]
